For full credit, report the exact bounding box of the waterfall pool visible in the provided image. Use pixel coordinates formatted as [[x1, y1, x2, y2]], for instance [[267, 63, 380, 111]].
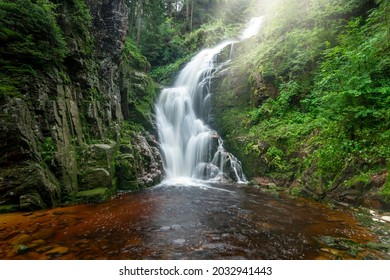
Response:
[[0, 184, 387, 260]]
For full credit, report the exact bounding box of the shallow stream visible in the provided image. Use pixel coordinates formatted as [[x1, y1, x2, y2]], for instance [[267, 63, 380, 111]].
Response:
[[0, 184, 387, 260]]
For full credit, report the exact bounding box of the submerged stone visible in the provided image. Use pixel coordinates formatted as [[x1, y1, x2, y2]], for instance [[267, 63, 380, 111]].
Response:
[[46, 246, 69, 256]]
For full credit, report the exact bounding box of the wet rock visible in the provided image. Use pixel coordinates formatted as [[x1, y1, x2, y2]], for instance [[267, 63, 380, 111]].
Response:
[[171, 225, 182, 231], [365, 242, 389, 251], [25, 242, 41, 250], [46, 246, 69, 257], [31, 239, 46, 245], [15, 244, 29, 254], [116, 133, 163, 191], [379, 216, 390, 223], [0, 231, 17, 241], [173, 239, 186, 245], [320, 247, 340, 256], [9, 233, 32, 245], [32, 229, 55, 240], [22, 212, 33, 216], [20, 193, 47, 211], [36, 246, 53, 253], [159, 226, 171, 232]]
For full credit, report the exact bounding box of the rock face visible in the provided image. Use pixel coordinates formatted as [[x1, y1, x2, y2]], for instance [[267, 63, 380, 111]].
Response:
[[0, 0, 162, 212]]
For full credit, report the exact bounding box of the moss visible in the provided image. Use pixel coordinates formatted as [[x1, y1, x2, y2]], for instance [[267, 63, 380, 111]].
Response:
[[75, 187, 111, 203], [122, 38, 150, 71], [380, 174, 390, 202], [115, 152, 139, 191], [0, 0, 68, 66], [41, 137, 56, 166], [365, 242, 390, 251], [0, 204, 20, 213]]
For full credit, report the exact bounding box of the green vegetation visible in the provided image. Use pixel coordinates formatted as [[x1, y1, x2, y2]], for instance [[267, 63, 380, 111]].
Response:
[[1, 0, 388, 208], [41, 137, 56, 165], [0, 0, 67, 100], [213, 0, 390, 202], [129, 0, 259, 85], [0, 0, 67, 66]]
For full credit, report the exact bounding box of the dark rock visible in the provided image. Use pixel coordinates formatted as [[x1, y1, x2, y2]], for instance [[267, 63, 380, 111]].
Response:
[[20, 193, 47, 211]]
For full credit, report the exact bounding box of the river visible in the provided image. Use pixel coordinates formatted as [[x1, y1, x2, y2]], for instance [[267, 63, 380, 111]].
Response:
[[0, 184, 386, 260]]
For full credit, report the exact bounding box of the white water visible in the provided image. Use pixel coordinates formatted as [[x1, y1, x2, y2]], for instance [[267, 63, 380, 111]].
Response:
[[156, 17, 264, 185], [240, 16, 264, 40]]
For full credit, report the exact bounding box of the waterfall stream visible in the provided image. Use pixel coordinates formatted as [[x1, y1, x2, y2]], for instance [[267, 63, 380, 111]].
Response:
[[155, 17, 264, 185]]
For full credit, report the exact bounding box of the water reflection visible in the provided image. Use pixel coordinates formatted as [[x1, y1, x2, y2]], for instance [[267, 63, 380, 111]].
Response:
[[0, 184, 384, 259]]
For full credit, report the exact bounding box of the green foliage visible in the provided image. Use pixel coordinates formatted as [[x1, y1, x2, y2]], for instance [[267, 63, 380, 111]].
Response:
[[65, 0, 94, 56], [151, 53, 193, 85], [41, 137, 56, 165], [217, 0, 390, 199], [0, 0, 71, 100], [381, 178, 390, 202], [264, 146, 287, 172], [0, 0, 68, 65], [122, 38, 150, 70], [132, 0, 256, 69]]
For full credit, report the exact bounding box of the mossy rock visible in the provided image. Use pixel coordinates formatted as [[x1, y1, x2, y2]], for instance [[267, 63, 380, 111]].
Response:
[[75, 187, 111, 203], [0, 204, 19, 213], [0, 163, 61, 208], [115, 153, 139, 191], [20, 193, 47, 211], [365, 242, 390, 251], [79, 167, 112, 191]]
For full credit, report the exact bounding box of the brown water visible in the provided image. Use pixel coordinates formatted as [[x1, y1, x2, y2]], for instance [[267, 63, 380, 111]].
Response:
[[0, 184, 384, 259]]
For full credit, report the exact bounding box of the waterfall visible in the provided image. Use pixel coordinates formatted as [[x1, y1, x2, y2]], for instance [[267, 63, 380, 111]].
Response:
[[240, 16, 264, 40], [156, 17, 264, 186]]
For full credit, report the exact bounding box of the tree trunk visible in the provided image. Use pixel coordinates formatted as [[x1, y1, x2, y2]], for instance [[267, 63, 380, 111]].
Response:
[[190, 0, 193, 32], [167, 0, 172, 17], [136, 0, 144, 46], [128, 0, 137, 38], [185, 0, 190, 31]]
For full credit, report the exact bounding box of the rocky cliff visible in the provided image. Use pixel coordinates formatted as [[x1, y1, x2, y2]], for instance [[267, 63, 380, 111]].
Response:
[[0, 0, 162, 212]]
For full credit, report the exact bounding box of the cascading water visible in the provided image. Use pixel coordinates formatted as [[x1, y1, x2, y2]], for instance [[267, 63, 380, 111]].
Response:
[[156, 17, 264, 185], [240, 16, 264, 40]]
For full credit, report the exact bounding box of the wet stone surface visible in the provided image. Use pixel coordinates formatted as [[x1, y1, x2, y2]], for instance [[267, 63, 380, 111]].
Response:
[[0, 184, 388, 259]]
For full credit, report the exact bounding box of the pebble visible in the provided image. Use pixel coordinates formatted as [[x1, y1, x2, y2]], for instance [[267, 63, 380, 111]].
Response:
[[173, 239, 186, 245], [320, 247, 340, 255], [171, 225, 182, 231], [46, 246, 69, 256], [159, 226, 170, 231], [9, 233, 32, 245], [36, 246, 53, 253], [31, 229, 55, 240]]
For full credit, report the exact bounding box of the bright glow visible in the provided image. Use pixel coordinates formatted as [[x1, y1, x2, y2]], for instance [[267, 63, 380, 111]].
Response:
[[240, 16, 265, 40]]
